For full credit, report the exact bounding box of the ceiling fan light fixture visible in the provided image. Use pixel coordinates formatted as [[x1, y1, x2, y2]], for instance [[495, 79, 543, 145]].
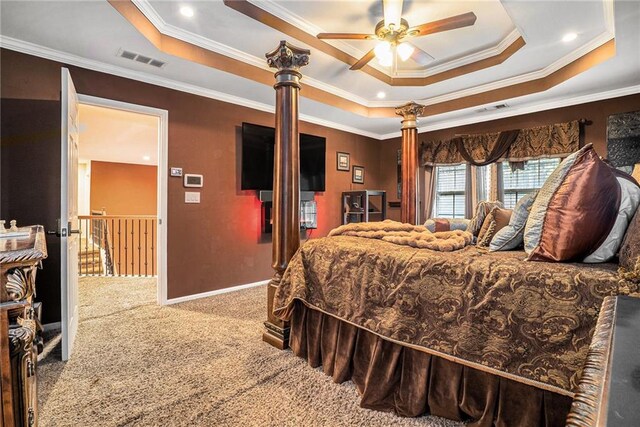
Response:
[[378, 54, 393, 67], [397, 42, 414, 61], [374, 41, 392, 59]]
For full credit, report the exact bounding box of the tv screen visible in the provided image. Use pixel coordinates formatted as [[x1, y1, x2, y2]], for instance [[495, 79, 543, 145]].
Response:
[[241, 123, 326, 191]]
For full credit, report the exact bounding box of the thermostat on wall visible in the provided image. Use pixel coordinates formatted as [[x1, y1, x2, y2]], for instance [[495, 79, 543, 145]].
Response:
[[184, 174, 203, 187]]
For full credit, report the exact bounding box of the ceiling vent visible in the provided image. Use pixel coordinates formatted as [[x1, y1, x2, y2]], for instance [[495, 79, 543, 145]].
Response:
[[475, 103, 509, 113], [117, 49, 166, 68]]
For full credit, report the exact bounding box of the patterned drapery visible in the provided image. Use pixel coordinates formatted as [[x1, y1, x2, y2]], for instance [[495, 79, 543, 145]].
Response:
[[420, 120, 580, 166]]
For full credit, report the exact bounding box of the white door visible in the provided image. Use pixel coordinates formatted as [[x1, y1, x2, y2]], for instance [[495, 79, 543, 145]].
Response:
[[60, 68, 80, 361]]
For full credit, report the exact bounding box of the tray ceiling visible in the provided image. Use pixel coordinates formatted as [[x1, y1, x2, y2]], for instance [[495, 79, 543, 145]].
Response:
[[0, 0, 638, 138]]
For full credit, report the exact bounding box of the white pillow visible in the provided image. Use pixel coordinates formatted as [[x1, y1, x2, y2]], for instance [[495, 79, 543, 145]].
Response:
[[584, 177, 640, 263]]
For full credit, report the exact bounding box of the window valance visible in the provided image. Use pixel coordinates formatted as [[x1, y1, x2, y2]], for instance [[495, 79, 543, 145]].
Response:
[[420, 120, 581, 166]]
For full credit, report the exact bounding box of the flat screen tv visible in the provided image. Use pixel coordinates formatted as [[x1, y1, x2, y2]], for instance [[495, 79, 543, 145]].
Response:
[[241, 122, 326, 191]]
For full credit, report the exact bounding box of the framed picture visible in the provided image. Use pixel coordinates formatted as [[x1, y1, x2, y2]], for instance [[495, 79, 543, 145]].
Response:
[[337, 152, 350, 171], [352, 165, 365, 184]]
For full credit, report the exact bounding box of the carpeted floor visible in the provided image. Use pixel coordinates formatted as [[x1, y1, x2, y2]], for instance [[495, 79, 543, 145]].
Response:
[[38, 277, 462, 427]]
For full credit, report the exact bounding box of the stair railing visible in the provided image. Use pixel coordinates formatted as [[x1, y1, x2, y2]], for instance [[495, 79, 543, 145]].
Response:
[[78, 214, 157, 277]]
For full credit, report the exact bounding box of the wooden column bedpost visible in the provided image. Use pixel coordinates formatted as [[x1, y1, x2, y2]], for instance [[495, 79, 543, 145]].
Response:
[[263, 41, 310, 349], [396, 102, 426, 225]]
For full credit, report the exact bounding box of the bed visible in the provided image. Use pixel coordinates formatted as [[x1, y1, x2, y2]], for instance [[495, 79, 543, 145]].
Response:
[[272, 236, 639, 426]]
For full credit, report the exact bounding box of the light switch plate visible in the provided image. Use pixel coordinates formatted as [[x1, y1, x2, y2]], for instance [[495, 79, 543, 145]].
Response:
[[170, 167, 183, 177], [185, 192, 200, 203]]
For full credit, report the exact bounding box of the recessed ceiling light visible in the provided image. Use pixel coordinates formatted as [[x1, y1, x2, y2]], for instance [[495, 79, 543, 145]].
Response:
[[562, 32, 577, 42], [180, 6, 194, 18], [143, 155, 151, 161], [376, 91, 386, 99]]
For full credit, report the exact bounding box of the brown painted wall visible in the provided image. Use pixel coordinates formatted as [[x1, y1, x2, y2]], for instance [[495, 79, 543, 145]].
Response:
[[380, 94, 640, 222], [0, 49, 381, 323], [90, 161, 157, 215]]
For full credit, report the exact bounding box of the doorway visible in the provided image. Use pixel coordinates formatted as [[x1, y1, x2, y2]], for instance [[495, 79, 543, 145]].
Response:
[[58, 81, 168, 361], [76, 95, 168, 305]]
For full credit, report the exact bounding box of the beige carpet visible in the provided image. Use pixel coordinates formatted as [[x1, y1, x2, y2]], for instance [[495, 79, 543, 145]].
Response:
[[38, 277, 462, 427]]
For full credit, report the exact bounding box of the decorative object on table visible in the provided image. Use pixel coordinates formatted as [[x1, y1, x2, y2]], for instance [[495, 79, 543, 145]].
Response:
[[336, 152, 350, 171], [0, 219, 30, 239], [607, 109, 640, 174], [525, 144, 620, 262], [352, 165, 365, 184]]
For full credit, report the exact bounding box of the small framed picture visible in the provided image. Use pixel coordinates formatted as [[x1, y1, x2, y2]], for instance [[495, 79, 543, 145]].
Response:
[[337, 152, 350, 171], [352, 165, 365, 184]]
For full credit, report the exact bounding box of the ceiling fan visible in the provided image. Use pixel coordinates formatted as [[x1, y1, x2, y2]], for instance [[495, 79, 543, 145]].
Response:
[[317, 0, 477, 71]]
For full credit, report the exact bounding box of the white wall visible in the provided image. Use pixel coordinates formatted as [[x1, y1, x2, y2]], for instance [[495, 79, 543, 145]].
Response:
[[78, 161, 91, 217]]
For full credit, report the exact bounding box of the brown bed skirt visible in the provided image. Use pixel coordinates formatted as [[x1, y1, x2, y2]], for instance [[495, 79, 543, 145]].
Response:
[[289, 300, 573, 427]]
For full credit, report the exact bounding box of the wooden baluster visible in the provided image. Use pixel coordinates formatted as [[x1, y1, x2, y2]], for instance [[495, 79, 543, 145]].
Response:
[[396, 102, 426, 225], [263, 41, 310, 349]]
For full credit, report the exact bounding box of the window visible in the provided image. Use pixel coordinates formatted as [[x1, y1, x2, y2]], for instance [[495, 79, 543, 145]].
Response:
[[433, 164, 466, 218], [501, 158, 560, 208]]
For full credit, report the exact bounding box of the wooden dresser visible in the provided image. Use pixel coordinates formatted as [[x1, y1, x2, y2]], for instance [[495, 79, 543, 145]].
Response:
[[1, 226, 47, 427]]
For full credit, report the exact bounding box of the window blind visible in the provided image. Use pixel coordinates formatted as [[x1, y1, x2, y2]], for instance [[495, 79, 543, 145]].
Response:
[[502, 158, 560, 208], [433, 164, 466, 218]]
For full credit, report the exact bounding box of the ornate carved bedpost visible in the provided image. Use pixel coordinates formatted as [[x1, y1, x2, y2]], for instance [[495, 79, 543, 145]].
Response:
[[263, 41, 310, 349], [396, 102, 426, 224]]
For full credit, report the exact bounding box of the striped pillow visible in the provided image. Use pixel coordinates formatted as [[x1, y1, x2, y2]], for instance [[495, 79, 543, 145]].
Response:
[[490, 191, 538, 251]]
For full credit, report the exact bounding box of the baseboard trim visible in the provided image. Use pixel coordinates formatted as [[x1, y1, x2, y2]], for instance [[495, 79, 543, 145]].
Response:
[[164, 279, 269, 305], [42, 321, 61, 332]]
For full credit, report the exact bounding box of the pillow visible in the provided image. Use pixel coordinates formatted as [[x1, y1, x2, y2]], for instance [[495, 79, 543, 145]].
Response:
[[618, 188, 640, 271], [584, 174, 640, 263], [524, 144, 621, 262], [467, 200, 503, 236], [477, 207, 512, 247], [490, 191, 538, 251], [424, 218, 470, 233]]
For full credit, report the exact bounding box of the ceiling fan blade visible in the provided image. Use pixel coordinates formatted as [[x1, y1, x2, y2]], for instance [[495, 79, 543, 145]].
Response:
[[350, 48, 376, 70], [383, 0, 404, 29], [408, 43, 435, 66], [317, 33, 376, 40], [409, 12, 477, 37]]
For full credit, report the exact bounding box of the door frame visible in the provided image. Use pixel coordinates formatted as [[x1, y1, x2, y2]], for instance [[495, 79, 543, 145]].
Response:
[[76, 94, 169, 305]]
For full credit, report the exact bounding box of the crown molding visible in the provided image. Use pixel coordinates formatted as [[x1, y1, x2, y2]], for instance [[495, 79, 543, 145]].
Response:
[[131, 0, 372, 107], [130, 0, 616, 110], [2, 33, 634, 142], [379, 84, 640, 139], [0, 35, 382, 139]]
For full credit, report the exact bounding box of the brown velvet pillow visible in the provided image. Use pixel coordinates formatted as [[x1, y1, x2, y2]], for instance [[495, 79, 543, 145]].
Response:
[[619, 206, 640, 272], [467, 200, 503, 237], [525, 144, 621, 262], [477, 207, 512, 247]]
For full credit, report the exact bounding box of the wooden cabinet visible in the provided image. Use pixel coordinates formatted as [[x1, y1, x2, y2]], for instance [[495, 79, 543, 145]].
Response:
[[1, 226, 47, 427], [342, 191, 387, 224]]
